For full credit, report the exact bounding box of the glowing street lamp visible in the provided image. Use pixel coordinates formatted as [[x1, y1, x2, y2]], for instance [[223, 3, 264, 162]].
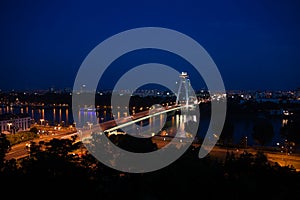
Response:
[[87, 122, 93, 130], [40, 119, 45, 125], [7, 122, 12, 131]]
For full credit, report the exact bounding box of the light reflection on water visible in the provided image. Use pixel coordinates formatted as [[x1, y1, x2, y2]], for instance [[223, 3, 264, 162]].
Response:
[[0, 106, 289, 147]]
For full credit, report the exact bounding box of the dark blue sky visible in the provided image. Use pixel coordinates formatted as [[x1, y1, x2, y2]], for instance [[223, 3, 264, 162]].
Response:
[[0, 0, 299, 91]]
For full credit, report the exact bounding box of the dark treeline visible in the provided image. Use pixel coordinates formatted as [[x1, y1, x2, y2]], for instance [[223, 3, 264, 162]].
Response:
[[1, 134, 300, 199]]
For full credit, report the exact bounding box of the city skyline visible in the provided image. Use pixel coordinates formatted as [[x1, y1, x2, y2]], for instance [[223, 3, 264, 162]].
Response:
[[0, 85, 299, 93]]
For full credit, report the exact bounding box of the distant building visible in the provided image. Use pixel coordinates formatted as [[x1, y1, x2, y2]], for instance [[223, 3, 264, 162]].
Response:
[[0, 113, 32, 134]]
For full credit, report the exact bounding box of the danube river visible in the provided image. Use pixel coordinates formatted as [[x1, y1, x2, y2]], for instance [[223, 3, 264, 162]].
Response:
[[0, 105, 290, 147]]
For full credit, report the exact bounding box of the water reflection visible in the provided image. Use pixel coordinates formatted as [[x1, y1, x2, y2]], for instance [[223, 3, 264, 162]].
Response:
[[0, 106, 291, 147], [282, 119, 288, 127]]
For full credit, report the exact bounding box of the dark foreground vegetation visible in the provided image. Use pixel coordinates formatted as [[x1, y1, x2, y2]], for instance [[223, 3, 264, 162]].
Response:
[[1, 134, 300, 200]]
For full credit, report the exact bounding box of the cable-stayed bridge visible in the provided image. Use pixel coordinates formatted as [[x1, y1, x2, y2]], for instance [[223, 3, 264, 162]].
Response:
[[78, 72, 198, 141]]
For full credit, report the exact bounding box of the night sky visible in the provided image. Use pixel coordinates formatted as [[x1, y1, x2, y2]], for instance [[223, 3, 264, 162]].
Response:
[[0, 0, 299, 91]]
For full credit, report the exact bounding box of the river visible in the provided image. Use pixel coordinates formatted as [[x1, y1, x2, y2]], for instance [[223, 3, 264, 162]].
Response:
[[0, 105, 290, 148]]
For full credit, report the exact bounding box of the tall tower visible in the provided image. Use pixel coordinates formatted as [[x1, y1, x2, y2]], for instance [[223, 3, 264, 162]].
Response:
[[175, 72, 190, 106]]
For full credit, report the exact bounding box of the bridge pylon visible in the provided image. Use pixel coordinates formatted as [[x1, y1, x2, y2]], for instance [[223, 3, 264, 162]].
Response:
[[175, 72, 191, 107]]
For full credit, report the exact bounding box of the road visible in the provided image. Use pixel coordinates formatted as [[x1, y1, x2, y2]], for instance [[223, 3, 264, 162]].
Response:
[[151, 136, 300, 171], [5, 130, 77, 160], [6, 131, 300, 172]]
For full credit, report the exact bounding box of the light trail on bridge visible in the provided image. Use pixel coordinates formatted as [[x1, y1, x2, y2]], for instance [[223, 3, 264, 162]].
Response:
[[78, 103, 196, 141], [102, 104, 194, 134]]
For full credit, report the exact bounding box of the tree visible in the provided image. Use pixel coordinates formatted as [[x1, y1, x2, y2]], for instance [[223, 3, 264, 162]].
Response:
[[219, 118, 235, 146], [0, 133, 11, 166], [252, 118, 274, 146], [71, 134, 78, 143], [29, 127, 38, 134], [112, 134, 158, 153]]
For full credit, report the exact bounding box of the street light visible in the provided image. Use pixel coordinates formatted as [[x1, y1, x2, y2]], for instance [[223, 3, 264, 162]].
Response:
[[40, 119, 45, 125], [7, 122, 12, 131], [87, 122, 93, 130]]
